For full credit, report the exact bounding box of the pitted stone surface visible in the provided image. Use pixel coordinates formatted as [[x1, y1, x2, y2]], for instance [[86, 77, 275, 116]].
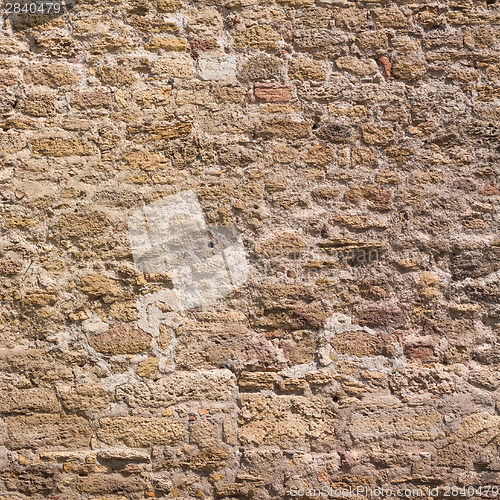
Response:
[[0, 0, 499, 497]]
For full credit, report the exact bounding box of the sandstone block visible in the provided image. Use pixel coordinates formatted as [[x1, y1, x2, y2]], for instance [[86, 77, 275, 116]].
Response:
[[288, 58, 326, 81], [361, 124, 395, 145], [6, 414, 92, 449], [30, 137, 95, 157], [186, 7, 223, 34], [190, 419, 221, 448], [18, 93, 56, 118], [180, 448, 230, 472], [457, 412, 500, 446], [0, 386, 61, 414], [256, 119, 312, 140], [238, 55, 285, 81], [238, 394, 336, 446], [152, 55, 194, 79], [238, 372, 276, 391], [372, 6, 407, 28], [145, 37, 187, 51], [301, 144, 334, 165], [76, 473, 144, 495], [294, 29, 347, 53], [349, 406, 444, 443], [330, 331, 396, 358], [137, 356, 159, 377], [57, 385, 110, 412], [336, 56, 379, 77], [98, 416, 185, 447], [70, 90, 113, 109], [255, 232, 307, 258], [88, 323, 151, 355], [278, 378, 308, 393], [81, 274, 120, 299], [24, 63, 79, 87], [33, 37, 79, 57], [234, 25, 280, 51], [277, 0, 314, 5], [51, 211, 108, 239], [116, 369, 236, 407], [357, 31, 388, 56], [96, 65, 137, 86], [0, 70, 20, 86]]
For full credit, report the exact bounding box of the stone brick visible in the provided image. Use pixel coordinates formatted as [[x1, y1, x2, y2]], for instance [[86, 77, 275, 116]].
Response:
[[301, 144, 334, 165], [51, 211, 108, 239], [255, 232, 307, 258], [256, 119, 312, 140], [18, 94, 56, 117], [96, 65, 137, 86], [151, 55, 193, 80], [186, 7, 222, 34], [288, 58, 326, 81], [361, 124, 395, 145], [128, 122, 192, 140], [92, 36, 133, 54], [349, 406, 444, 443], [238, 394, 336, 446], [70, 90, 113, 109], [294, 29, 347, 53], [336, 56, 379, 77], [144, 37, 187, 52], [315, 121, 354, 143], [239, 372, 276, 391], [24, 64, 79, 87], [277, 0, 314, 5], [190, 419, 221, 448], [0, 70, 19, 86], [0, 0, 498, 494], [116, 369, 236, 407], [180, 448, 230, 472], [0, 386, 61, 414], [330, 331, 396, 357], [98, 416, 185, 447], [6, 414, 92, 449], [254, 83, 292, 103], [33, 37, 79, 57], [357, 306, 405, 328], [88, 323, 151, 355], [239, 55, 285, 81], [234, 25, 280, 51], [357, 31, 388, 56], [30, 137, 95, 157], [457, 413, 500, 446], [80, 274, 120, 298], [57, 385, 110, 412], [278, 378, 308, 393], [197, 54, 236, 82], [75, 473, 145, 495], [372, 6, 407, 29]]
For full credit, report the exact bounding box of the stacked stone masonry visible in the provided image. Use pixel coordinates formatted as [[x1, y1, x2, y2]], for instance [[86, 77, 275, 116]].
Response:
[[0, 0, 499, 498]]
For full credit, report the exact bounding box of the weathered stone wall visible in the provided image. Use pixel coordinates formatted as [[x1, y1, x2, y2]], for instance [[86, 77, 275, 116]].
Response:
[[0, 0, 499, 498]]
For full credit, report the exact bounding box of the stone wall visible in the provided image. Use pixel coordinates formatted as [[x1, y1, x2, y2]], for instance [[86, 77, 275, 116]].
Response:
[[0, 0, 499, 498]]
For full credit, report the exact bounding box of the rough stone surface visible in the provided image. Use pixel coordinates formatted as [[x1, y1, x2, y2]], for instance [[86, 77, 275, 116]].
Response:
[[0, 0, 499, 497]]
